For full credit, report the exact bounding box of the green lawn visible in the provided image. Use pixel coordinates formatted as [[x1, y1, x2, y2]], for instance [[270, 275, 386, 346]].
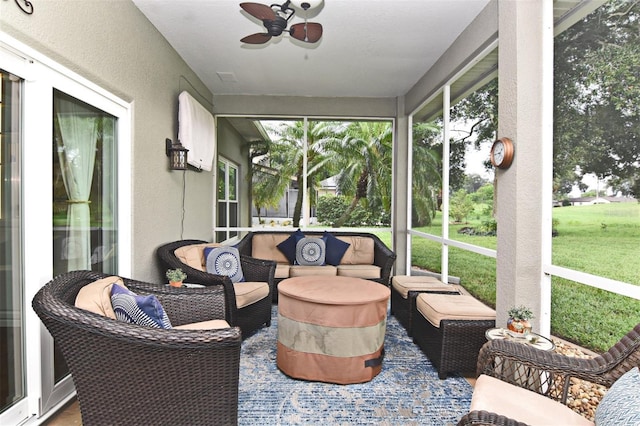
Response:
[[406, 201, 640, 352]]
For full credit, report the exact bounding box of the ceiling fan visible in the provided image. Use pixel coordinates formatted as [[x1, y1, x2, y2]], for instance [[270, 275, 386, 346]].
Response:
[[240, 1, 323, 44]]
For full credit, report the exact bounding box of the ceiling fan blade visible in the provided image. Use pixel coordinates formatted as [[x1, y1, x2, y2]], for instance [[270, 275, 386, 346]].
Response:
[[241, 33, 272, 44], [240, 2, 276, 21], [289, 22, 323, 43]]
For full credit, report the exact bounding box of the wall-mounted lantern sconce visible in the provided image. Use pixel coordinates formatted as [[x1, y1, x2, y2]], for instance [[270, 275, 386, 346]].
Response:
[[165, 138, 189, 170]]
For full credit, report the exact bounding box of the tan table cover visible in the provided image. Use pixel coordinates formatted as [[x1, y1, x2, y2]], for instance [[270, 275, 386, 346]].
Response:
[[277, 276, 390, 384]]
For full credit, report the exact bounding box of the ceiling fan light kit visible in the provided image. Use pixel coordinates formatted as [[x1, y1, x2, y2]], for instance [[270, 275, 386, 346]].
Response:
[[290, 0, 323, 10], [240, 1, 323, 44]]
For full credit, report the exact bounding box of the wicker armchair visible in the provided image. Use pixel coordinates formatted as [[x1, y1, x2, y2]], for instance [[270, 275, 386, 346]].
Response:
[[156, 239, 276, 337], [457, 323, 640, 425], [32, 270, 241, 426]]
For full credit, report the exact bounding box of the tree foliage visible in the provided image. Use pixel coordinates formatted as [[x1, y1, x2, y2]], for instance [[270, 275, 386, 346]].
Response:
[[411, 122, 442, 226], [554, 0, 640, 196], [449, 189, 475, 223], [442, 2, 640, 198], [253, 121, 339, 227], [327, 121, 393, 228]]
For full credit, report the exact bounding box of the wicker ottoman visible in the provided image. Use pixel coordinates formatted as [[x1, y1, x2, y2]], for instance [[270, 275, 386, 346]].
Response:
[[390, 275, 462, 336], [412, 293, 495, 379], [277, 276, 390, 384]]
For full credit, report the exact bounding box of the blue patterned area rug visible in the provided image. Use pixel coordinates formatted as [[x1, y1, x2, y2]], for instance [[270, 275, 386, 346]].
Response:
[[238, 306, 472, 425]]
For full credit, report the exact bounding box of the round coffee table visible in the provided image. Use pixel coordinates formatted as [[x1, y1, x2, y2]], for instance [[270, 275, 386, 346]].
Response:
[[485, 328, 555, 351], [277, 276, 390, 384]]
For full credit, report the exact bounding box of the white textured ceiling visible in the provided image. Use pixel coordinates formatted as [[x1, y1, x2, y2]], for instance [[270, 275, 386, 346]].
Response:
[[132, 0, 490, 98]]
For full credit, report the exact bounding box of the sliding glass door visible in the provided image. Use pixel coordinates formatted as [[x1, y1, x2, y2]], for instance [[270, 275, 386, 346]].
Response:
[[0, 36, 130, 423], [0, 70, 24, 418], [53, 89, 118, 277]]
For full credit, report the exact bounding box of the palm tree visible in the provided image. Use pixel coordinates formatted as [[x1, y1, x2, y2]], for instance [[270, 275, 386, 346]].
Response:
[[412, 122, 442, 226], [256, 120, 341, 227], [329, 121, 393, 228]]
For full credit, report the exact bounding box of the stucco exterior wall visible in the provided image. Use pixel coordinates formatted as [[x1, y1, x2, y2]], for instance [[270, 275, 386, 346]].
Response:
[[0, 0, 215, 282], [496, 0, 554, 334], [213, 94, 397, 118]]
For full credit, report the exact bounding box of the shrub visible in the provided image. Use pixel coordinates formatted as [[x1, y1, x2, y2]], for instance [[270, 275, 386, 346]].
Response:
[[479, 218, 497, 235], [317, 195, 391, 227], [450, 189, 475, 223], [317, 195, 349, 226]]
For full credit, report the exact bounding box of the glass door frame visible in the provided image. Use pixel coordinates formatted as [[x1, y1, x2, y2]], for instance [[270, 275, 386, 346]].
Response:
[[0, 33, 132, 424]]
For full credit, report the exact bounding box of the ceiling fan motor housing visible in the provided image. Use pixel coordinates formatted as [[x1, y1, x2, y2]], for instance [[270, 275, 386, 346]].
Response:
[[266, 15, 288, 36]]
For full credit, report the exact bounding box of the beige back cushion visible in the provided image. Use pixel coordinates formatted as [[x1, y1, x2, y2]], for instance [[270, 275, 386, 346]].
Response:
[[75, 276, 127, 319], [251, 234, 289, 263], [174, 243, 220, 271], [337, 236, 375, 265]]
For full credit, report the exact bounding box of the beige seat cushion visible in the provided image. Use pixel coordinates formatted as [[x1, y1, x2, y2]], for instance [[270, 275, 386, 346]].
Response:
[[234, 281, 270, 308], [337, 264, 380, 279], [173, 243, 220, 271], [470, 374, 594, 426], [416, 293, 495, 328], [275, 263, 290, 279], [75, 276, 127, 319], [391, 275, 461, 298], [289, 265, 338, 277], [174, 319, 230, 330], [337, 236, 375, 265]]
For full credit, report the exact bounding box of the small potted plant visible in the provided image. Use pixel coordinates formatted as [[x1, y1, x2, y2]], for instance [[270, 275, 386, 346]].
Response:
[[507, 305, 534, 335], [166, 268, 187, 287]]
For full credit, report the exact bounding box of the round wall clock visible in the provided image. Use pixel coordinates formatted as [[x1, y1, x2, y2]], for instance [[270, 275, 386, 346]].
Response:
[[490, 137, 514, 169]]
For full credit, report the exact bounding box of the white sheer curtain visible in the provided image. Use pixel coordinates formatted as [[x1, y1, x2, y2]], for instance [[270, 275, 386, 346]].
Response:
[[55, 97, 98, 271]]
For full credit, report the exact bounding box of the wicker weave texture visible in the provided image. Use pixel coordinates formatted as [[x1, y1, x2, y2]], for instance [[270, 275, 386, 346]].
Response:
[[460, 323, 640, 425], [477, 323, 640, 403], [156, 239, 276, 337], [413, 315, 495, 380], [457, 410, 528, 426], [32, 270, 242, 426]]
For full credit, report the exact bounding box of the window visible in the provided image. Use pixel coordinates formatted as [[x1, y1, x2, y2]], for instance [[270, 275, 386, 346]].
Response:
[[216, 158, 238, 242], [409, 47, 498, 293], [251, 119, 393, 230], [550, 1, 640, 347]]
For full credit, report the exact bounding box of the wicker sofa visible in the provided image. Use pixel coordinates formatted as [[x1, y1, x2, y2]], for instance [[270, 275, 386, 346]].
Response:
[[236, 230, 396, 301]]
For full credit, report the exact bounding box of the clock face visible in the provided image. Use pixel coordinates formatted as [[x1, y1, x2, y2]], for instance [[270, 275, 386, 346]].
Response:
[[491, 137, 514, 169], [493, 141, 505, 164]]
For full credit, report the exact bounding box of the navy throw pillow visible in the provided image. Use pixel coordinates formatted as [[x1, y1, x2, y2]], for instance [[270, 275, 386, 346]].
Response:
[[110, 285, 172, 329], [323, 231, 351, 266], [276, 229, 305, 264]]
